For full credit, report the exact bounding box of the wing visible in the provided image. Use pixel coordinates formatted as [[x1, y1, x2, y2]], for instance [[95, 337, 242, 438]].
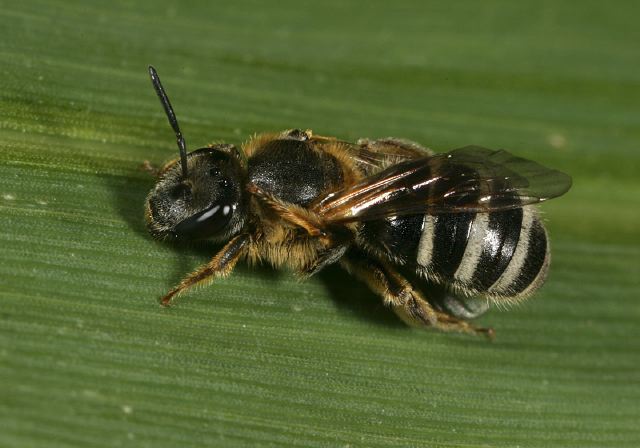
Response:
[[312, 145, 572, 223]]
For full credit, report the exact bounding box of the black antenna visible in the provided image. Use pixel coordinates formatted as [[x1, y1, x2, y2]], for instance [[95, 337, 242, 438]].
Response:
[[148, 65, 189, 177]]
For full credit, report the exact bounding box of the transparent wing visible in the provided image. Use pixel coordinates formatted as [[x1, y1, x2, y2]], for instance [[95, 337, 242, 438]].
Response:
[[313, 146, 572, 222]]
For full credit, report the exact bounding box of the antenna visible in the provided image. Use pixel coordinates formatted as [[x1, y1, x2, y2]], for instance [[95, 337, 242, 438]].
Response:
[[148, 65, 189, 177]]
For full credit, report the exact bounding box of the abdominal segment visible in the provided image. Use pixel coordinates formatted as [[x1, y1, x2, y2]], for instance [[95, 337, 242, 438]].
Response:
[[360, 206, 549, 303]]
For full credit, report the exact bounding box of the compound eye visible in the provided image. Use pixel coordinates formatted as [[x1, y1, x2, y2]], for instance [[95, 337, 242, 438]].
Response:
[[172, 203, 234, 239]]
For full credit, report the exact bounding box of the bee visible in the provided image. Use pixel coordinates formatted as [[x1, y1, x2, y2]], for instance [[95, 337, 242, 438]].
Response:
[[144, 66, 571, 338]]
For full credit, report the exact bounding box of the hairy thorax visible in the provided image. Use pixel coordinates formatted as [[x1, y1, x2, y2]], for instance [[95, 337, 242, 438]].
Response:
[[243, 134, 361, 271]]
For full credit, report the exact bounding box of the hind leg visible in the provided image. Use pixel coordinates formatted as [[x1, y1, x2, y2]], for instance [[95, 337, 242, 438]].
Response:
[[340, 249, 494, 338], [358, 137, 434, 157]]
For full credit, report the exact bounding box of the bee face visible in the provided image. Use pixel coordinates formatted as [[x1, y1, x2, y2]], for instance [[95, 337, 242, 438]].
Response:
[[146, 145, 245, 241]]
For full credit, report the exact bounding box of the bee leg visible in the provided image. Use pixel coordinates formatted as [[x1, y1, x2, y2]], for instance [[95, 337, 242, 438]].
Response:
[[340, 250, 494, 339], [298, 245, 350, 278], [280, 129, 313, 141], [357, 137, 434, 158], [396, 296, 495, 339], [281, 128, 344, 143], [140, 160, 159, 176], [159, 233, 250, 306], [141, 158, 180, 178], [247, 183, 327, 237]]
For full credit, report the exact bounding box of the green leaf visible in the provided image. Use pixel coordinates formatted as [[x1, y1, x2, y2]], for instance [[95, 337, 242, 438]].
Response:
[[2, 1, 639, 447]]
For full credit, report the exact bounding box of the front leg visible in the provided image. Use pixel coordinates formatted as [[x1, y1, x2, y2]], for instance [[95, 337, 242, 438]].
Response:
[[160, 233, 250, 306], [247, 183, 327, 237], [340, 249, 494, 338]]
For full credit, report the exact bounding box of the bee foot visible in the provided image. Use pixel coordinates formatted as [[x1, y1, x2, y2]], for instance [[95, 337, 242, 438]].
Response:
[[141, 160, 159, 176]]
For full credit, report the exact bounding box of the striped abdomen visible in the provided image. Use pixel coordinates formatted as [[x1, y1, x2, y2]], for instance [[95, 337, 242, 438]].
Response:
[[360, 206, 550, 301]]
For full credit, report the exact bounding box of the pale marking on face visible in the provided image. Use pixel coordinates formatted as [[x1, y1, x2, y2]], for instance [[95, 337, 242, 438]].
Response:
[[196, 205, 220, 223]]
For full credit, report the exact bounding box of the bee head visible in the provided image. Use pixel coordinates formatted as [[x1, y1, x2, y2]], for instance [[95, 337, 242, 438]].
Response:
[[145, 66, 246, 241], [146, 145, 246, 241]]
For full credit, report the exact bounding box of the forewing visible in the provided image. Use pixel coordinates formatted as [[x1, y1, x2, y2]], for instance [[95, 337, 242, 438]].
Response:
[[313, 145, 572, 222]]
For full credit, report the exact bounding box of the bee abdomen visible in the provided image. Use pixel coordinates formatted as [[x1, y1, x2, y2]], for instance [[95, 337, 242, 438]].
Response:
[[485, 208, 550, 298], [417, 206, 549, 300], [361, 206, 550, 302]]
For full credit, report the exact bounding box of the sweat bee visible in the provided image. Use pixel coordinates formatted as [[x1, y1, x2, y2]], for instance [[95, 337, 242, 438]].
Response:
[[144, 66, 571, 337]]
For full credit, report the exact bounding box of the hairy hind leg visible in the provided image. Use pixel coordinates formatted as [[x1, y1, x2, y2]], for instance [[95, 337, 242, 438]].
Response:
[[357, 137, 434, 162], [340, 250, 494, 339]]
